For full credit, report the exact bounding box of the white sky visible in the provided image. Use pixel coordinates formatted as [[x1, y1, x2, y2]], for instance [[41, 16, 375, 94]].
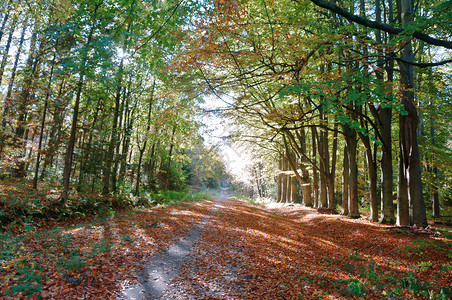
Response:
[[199, 95, 253, 182]]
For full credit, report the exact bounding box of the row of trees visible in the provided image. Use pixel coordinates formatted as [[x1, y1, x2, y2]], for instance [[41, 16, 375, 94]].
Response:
[[0, 0, 228, 199], [174, 0, 451, 225]]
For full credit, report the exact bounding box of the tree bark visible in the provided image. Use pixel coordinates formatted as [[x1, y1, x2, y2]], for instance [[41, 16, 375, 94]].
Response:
[[342, 144, 349, 215], [0, 0, 13, 43], [163, 125, 177, 191], [346, 125, 360, 218], [379, 107, 395, 223], [33, 56, 55, 189], [359, 132, 379, 221], [282, 154, 288, 203], [296, 129, 312, 206], [429, 118, 440, 218], [40, 79, 66, 180], [312, 127, 319, 208], [397, 0, 426, 226], [328, 123, 338, 209], [0, 13, 17, 87], [1, 18, 27, 129]]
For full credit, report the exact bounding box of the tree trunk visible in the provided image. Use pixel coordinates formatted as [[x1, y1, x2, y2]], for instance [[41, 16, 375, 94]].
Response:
[[342, 145, 349, 215], [62, 4, 99, 203], [378, 0, 396, 224], [296, 129, 312, 206], [103, 65, 124, 194], [328, 123, 338, 209], [318, 111, 328, 208], [33, 57, 55, 189], [429, 118, 440, 218], [347, 128, 360, 218], [147, 142, 156, 190], [0, 13, 16, 87], [163, 125, 177, 191], [40, 79, 66, 180], [14, 28, 40, 177], [289, 149, 297, 203], [135, 147, 145, 196], [282, 154, 288, 203], [357, 123, 379, 222], [312, 127, 319, 208], [380, 107, 395, 223], [397, 0, 426, 226], [1, 18, 27, 129]]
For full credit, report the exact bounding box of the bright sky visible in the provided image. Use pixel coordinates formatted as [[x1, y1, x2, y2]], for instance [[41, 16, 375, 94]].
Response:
[[199, 95, 253, 182]]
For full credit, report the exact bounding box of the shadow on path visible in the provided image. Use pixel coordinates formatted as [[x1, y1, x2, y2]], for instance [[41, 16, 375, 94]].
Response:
[[118, 194, 225, 300]]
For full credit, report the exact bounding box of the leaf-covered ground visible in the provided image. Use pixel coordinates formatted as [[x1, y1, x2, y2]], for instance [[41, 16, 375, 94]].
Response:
[[1, 196, 451, 299]]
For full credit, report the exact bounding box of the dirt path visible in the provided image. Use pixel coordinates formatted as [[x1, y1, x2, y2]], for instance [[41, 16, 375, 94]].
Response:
[[118, 195, 451, 300], [118, 194, 226, 299]]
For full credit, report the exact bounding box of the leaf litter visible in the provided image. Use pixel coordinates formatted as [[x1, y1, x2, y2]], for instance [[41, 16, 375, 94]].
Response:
[[1, 197, 451, 299]]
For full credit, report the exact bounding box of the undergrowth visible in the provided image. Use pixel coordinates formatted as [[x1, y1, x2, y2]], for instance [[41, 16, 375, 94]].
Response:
[[0, 186, 214, 297], [0, 178, 214, 232]]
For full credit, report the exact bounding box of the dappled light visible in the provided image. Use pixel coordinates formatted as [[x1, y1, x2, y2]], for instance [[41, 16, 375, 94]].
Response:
[[0, 0, 451, 298]]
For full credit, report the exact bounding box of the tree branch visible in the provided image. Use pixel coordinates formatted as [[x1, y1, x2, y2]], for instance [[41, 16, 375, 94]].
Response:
[[308, 0, 452, 49]]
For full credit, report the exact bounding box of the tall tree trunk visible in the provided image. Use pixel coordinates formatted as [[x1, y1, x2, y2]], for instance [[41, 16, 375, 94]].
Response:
[[15, 28, 38, 139], [327, 123, 338, 209], [135, 147, 145, 196], [318, 110, 328, 208], [147, 142, 156, 190], [342, 145, 349, 215], [429, 118, 440, 218], [163, 125, 177, 191], [40, 79, 66, 180], [296, 129, 312, 206], [119, 90, 135, 183], [103, 2, 134, 194], [379, 0, 396, 224], [33, 56, 55, 189], [0, 14, 17, 87], [103, 65, 124, 194], [397, 0, 426, 226], [61, 3, 100, 203], [397, 147, 409, 225], [312, 127, 319, 208], [77, 96, 102, 191], [277, 151, 283, 203], [347, 127, 360, 218], [282, 153, 288, 203], [380, 107, 395, 223], [1, 18, 27, 129], [0, 0, 13, 43], [359, 132, 379, 221], [14, 28, 40, 177]]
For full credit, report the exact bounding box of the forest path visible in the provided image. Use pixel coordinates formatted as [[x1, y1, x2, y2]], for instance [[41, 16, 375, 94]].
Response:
[[118, 193, 228, 299], [116, 195, 451, 299]]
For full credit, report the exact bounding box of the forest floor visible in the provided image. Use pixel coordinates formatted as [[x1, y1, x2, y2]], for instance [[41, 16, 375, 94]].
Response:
[[1, 193, 451, 299]]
